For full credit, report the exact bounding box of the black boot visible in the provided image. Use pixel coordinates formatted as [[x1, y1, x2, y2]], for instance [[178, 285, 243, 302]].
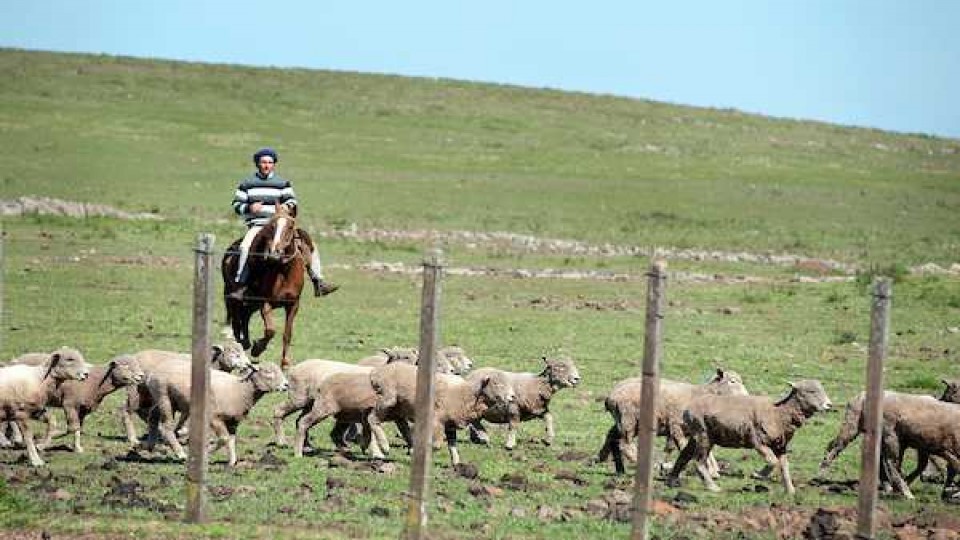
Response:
[[312, 278, 340, 297]]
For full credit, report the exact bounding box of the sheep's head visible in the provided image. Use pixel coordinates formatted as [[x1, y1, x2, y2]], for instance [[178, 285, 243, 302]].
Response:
[[707, 368, 749, 396], [105, 355, 146, 386], [541, 357, 581, 389], [439, 346, 473, 375], [477, 371, 516, 408], [939, 379, 960, 403], [247, 362, 289, 393], [44, 347, 90, 382], [212, 341, 253, 372], [783, 380, 832, 415]]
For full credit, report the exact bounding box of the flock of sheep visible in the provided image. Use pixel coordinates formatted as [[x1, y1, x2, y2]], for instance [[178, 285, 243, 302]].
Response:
[[1, 342, 958, 505]]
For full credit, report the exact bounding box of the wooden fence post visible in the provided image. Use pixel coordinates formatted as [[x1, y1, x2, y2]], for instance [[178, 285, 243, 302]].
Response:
[[856, 277, 892, 539], [631, 260, 667, 540], [185, 233, 215, 524], [403, 248, 444, 540]]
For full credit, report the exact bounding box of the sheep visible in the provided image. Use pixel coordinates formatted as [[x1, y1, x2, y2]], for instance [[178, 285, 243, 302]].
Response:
[[291, 371, 391, 459], [878, 398, 960, 501], [666, 380, 832, 494], [122, 341, 251, 446], [271, 359, 389, 449], [817, 380, 960, 480], [357, 345, 474, 375], [370, 362, 516, 466], [0, 347, 91, 466], [596, 368, 749, 475], [356, 347, 419, 368], [146, 362, 288, 466], [466, 356, 580, 450], [272, 351, 467, 449], [35, 355, 146, 453]]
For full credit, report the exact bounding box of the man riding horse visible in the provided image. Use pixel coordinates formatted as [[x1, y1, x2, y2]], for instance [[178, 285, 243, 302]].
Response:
[[228, 147, 339, 300]]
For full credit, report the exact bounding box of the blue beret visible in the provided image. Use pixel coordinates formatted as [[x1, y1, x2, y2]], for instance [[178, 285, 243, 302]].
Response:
[[253, 147, 279, 164]]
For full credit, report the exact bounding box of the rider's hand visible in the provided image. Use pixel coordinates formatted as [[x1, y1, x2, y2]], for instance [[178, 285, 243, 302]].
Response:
[[250, 202, 264, 213]]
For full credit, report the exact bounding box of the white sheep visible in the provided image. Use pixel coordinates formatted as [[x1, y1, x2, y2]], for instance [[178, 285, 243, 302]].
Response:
[[291, 370, 390, 459], [357, 345, 474, 375], [466, 356, 580, 450], [817, 381, 960, 480], [122, 341, 251, 446], [877, 397, 960, 500], [370, 362, 516, 466], [146, 362, 288, 466], [596, 368, 749, 475], [666, 380, 832, 494], [271, 359, 390, 450], [36, 355, 146, 453], [0, 347, 91, 466]]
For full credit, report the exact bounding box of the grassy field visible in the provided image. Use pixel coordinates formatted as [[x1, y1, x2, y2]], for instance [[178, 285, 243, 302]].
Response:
[[1, 49, 960, 539]]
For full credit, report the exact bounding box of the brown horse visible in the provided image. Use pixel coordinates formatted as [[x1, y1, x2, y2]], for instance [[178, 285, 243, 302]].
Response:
[[222, 206, 314, 369]]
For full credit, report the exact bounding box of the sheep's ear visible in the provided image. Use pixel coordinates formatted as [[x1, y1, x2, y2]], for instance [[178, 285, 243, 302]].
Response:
[[479, 376, 491, 390], [715, 367, 725, 377], [49, 352, 62, 366], [541, 356, 549, 365], [108, 359, 118, 369], [942, 379, 950, 386]]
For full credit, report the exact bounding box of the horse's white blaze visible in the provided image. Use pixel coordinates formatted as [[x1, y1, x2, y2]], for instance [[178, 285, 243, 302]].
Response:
[[271, 217, 289, 252]]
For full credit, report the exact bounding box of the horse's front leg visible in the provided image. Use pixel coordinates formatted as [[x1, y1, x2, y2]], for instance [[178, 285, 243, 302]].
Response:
[[251, 303, 276, 358], [280, 302, 300, 370]]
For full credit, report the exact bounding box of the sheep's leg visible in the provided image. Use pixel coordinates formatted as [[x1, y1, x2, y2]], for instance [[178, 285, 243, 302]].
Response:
[[468, 419, 490, 445], [880, 430, 913, 499], [395, 419, 413, 449], [360, 417, 385, 459], [8, 421, 24, 445], [0, 423, 12, 448], [905, 450, 930, 485], [602, 426, 628, 475], [36, 409, 58, 450], [65, 406, 84, 453], [224, 421, 240, 467], [294, 401, 331, 458], [156, 398, 187, 461], [778, 454, 795, 495], [273, 393, 308, 447], [122, 388, 145, 446], [15, 418, 44, 467], [753, 444, 790, 493], [666, 437, 699, 487], [817, 406, 862, 477], [692, 442, 721, 492], [206, 418, 229, 464], [942, 456, 959, 500], [706, 451, 722, 479], [542, 411, 555, 446], [596, 425, 614, 463], [444, 424, 461, 466], [173, 412, 191, 440], [505, 415, 519, 450]]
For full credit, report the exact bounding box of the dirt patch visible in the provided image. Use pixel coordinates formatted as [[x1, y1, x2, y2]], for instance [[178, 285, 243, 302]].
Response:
[[1, 196, 161, 220]]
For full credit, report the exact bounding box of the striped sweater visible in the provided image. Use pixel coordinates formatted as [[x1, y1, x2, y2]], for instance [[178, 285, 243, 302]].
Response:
[[231, 172, 298, 226]]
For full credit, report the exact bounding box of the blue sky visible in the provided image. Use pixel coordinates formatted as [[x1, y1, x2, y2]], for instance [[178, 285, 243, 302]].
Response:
[[3, 0, 958, 138]]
